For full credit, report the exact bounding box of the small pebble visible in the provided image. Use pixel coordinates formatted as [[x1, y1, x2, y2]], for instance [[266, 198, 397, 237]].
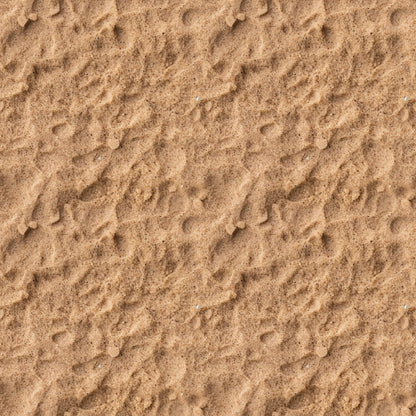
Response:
[[196, 96, 200, 102], [193, 199, 204, 209], [168, 185, 177, 193], [108, 345, 120, 358], [316, 345, 328, 358], [376, 184, 385, 193], [143, 189, 153, 201], [28, 221, 38, 229], [17, 223, 28, 235], [108, 138, 120, 150], [97, 156, 102, 161], [28, 13, 38, 21], [404, 304, 408, 310], [257, 212, 268, 225], [193, 407, 204, 416], [17, 15, 28, 27], [97, 364, 102, 369], [225, 15, 236, 27], [316, 138, 328, 150], [143, 398, 153, 409], [236, 221, 246, 229], [401, 199, 412, 209], [196, 304, 200, 310], [401, 407, 412, 416], [305, 156, 310, 161], [199, 189, 209, 200], [236, 13, 246, 21], [225, 223, 236, 235], [404, 96, 409, 102], [305, 364, 310, 369]]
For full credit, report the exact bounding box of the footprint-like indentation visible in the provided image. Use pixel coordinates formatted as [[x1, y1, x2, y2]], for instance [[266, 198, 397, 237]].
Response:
[[240, 0, 253, 14], [113, 17, 133, 48], [163, 41, 178, 67], [52, 331, 72, 347], [322, 25, 336, 48], [4, 61, 18, 74], [179, 34, 195, 56], [390, 217, 409, 234], [260, 331, 280, 346], [288, 387, 317, 409], [115, 195, 135, 221], [182, 217, 199, 234], [182, 9, 199, 26], [260, 122, 282, 138], [80, 388, 108, 410], [114, 231, 130, 256], [4, 268, 18, 282], [212, 268, 227, 282], [371, 249, 387, 275], [322, 232, 337, 256], [287, 179, 318, 202], [212, 60, 227, 74], [80, 180, 108, 202], [390, 9, 407, 26], [114, 25, 128, 46], [52, 123, 73, 138], [373, 42, 387, 68]]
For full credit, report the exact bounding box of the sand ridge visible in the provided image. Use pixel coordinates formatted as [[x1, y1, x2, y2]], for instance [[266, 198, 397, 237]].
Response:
[[1, 0, 416, 415]]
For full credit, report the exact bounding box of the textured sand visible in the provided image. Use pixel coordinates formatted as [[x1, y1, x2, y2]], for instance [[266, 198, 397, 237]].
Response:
[[1, 0, 416, 415]]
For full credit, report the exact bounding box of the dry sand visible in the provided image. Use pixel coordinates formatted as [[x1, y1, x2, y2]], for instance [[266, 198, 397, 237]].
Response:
[[1, 0, 416, 415]]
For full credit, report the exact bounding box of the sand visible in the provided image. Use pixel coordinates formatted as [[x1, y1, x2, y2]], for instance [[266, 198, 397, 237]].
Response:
[[1, 0, 416, 415]]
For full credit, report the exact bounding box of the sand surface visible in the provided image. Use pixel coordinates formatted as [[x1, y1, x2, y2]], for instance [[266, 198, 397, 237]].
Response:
[[1, 0, 416, 415]]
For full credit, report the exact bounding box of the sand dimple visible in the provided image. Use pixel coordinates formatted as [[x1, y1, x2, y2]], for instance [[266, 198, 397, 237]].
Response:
[[390, 217, 409, 234], [390, 9, 407, 26]]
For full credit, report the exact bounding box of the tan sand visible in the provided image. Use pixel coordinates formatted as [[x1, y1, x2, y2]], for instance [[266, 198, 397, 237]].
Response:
[[1, 0, 416, 415]]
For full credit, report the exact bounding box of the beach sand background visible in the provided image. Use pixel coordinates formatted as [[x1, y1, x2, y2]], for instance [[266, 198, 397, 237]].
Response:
[[1, 0, 416, 415]]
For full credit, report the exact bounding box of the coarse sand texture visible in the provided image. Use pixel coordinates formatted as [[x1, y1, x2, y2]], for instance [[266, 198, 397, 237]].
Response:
[[1, 0, 416, 415]]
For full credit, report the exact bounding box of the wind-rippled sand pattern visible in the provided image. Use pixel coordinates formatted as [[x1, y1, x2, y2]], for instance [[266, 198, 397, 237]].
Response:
[[1, 0, 416, 415]]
